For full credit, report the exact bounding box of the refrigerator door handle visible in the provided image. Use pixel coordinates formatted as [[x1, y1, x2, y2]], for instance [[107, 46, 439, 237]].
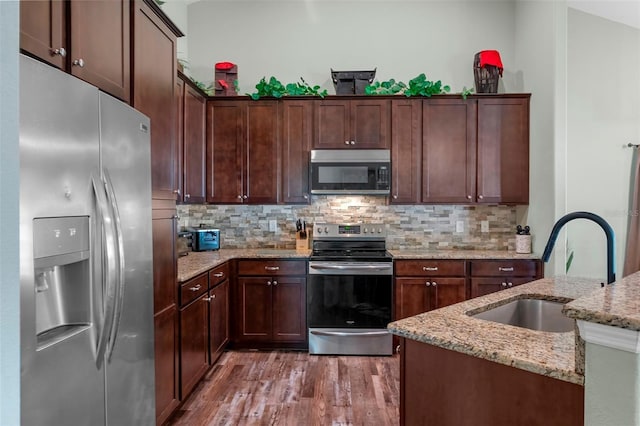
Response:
[[92, 173, 118, 369], [103, 169, 125, 362]]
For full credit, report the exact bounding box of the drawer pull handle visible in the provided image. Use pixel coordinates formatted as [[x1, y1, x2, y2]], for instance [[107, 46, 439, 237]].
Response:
[[203, 297, 213, 302], [423, 266, 438, 271], [189, 284, 201, 292], [498, 267, 514, 272], [265, 266, 280, 271], [213, 272, 224, 278]]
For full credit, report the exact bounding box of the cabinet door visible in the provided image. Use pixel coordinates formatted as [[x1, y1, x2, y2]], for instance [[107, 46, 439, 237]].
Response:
[[175, 77, 185, 203], [280, 100, 312, 204], [209, 280, 229, 363], [70, 0, 130, 102], [152, 208, 176, 313], [133, 0, 178, 200], [183, 83, 206, 203], [272, 277, 306, 342], [20, 0, 66, 69], [431, 278, 467, 309], [350, 99, 390, 148], [470, 277, 535, 298], [314, 100, 350, 149], [477, 97, 530, 204], [154, 305, 179, 425], [235, 277, 272, 342], [206, 101, 244, 203], [179, 295, 209, 399], [422, 99, 477, 203], [395, 278, 429, 320], [390, 99, 422, 203], [245, 101, 279, 203]]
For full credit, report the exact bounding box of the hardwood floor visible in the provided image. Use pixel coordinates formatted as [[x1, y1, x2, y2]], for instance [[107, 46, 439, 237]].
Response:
[[168, 350, 400, 426]]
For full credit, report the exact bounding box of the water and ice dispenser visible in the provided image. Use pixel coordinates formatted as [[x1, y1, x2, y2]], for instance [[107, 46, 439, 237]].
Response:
[[33, 216, 91, 350]]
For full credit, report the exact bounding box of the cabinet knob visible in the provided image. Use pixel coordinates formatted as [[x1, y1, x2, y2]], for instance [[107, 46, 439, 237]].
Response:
[[501, 282, 507, 287], [303, 194, 309, 199], [211, 294, 216, 299], [52, 47, 66, 57], [467, 195, 472, 200], [344, 141, 350, 145], [267, 281, 272, 286], [432, 281, 437, 287], [237, 195, 243, 199], [189, 284, 201, 292], [507, 282, 513, 287], [350, 141, 356, 145], [243, 195, 248, 199], [478, 195, 484, 200], [72, 58, 85, 68], [273, 280, 278, 286], [185, 193, 191, 199], [425, 281, 431, 287], [393, 195, 398, 199], [173, 189, 181, 195]]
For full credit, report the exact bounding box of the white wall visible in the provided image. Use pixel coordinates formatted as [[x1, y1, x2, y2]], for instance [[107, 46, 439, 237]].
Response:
[[161, 0, 190, 66], [185, 1, 517, 94], [566, 8, 640, 281], [0, 1, 21, 424]]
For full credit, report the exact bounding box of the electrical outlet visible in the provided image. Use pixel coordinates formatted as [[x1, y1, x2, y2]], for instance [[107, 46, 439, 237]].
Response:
[[481, 220, 489, 233], [456, 221, 464, 233], [269, 219, 277, 233]]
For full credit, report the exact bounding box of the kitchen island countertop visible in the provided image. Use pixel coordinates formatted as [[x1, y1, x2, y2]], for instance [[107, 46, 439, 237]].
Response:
[[388, 275, 603, 385]]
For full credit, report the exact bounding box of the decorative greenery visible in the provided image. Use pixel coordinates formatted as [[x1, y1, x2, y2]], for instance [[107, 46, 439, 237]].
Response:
[[460, 86, 474, 100], [248, 76, 327, 100], [404, 73, 450, 97], [365, 79, 407, 95]]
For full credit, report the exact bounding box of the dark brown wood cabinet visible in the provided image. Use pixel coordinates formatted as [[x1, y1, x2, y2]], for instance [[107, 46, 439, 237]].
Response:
[[469, 259, 542, 298], [152, 207, 179, 425], [400, 338, 583, 426], [206, 100, 279, 204], [175, 77, 185, 203], [314, 99, 390, 149], [279, 100, 313, 204], [178, 273, 209, 399], [394, 260, 467, 320], [234, 260, 307, 347], [390, 99, 422, 203], [20, 0, 130, 102], [208, 277, 229, 364], [181, 76, 207, 204], [132, 0, 181, 201], [421, 99, 477, 203], [476, 96, 530, 204]]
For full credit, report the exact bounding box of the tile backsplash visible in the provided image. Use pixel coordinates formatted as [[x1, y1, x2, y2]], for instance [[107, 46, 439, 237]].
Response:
[[177, 196, 517, 250]]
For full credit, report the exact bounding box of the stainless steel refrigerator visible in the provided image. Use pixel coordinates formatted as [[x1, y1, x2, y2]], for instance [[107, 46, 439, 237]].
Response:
[[19, 54, 155, 425]]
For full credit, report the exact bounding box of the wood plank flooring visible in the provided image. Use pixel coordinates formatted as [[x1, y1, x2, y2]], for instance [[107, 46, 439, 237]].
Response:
[[168, 350, 400, 426]]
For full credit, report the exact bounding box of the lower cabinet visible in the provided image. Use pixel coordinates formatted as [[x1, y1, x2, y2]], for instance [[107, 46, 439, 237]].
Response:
[[234, 260, 307, 347], [208, 266, 230, 364], [394, 260, 467, 320], [469, 259, 542, 298], [154, 305, 179, 425]]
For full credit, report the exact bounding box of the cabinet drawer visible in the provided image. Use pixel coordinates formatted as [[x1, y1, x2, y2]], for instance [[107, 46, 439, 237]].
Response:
[[209, 262, 229, 287], [237, 259, 306, 276], [179, 273, 208, 306], [470, 260, 540, 277], [395, 260, 466, 277]]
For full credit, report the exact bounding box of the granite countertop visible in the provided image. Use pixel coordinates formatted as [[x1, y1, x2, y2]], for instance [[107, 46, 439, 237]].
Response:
[[564, 271, 640, 330], [177, 249, 311, 282], [388, 275, 603, 385], [388, 249, 540, 260]]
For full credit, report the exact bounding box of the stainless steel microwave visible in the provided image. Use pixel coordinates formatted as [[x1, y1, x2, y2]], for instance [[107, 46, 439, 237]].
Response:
[[310, 149, 391, 195]]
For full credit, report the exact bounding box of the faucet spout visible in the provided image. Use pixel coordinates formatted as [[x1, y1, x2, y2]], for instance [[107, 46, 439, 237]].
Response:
[[541, 211, 616, 284]]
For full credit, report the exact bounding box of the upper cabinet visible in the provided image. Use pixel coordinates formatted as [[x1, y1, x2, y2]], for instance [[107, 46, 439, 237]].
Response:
[[390, 99, 422, 204], [206, 100, 279, 204], [180, 76, 207, 204], [476, 97, 530, 204], [279, 100, 313, 204], [20, 0, 130, 102], [314, 99, 390, 149], [132, 0, 182, 201]]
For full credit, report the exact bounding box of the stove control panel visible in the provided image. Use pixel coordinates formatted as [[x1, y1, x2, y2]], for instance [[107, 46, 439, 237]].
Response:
[[314, 223, 386, 239]]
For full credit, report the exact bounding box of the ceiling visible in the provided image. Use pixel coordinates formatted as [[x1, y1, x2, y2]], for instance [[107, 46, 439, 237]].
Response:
[[568, 0, 640, 29]]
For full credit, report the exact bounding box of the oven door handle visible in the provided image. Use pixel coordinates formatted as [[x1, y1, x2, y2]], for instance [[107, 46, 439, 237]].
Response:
[[310, 330, 390, 337], [309, 264, 392, 271]]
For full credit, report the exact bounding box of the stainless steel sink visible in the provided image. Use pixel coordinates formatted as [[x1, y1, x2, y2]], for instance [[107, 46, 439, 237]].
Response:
[[469, 298, 574, 332]]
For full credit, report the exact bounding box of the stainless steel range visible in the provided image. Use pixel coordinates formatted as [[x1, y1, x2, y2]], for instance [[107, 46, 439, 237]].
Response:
[[307, 222, 393, 355]]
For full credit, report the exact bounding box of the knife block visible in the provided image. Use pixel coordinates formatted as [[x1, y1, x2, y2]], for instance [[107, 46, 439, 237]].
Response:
[[296, 231, 309, 251]]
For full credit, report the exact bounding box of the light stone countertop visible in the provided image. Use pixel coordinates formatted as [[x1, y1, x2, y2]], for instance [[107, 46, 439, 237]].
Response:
[[564, 271, 640, 330], [388, 275, 603, 385]]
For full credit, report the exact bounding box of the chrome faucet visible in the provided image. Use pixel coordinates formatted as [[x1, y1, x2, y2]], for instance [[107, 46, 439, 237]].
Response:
[[541, 211, 616, 285]]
